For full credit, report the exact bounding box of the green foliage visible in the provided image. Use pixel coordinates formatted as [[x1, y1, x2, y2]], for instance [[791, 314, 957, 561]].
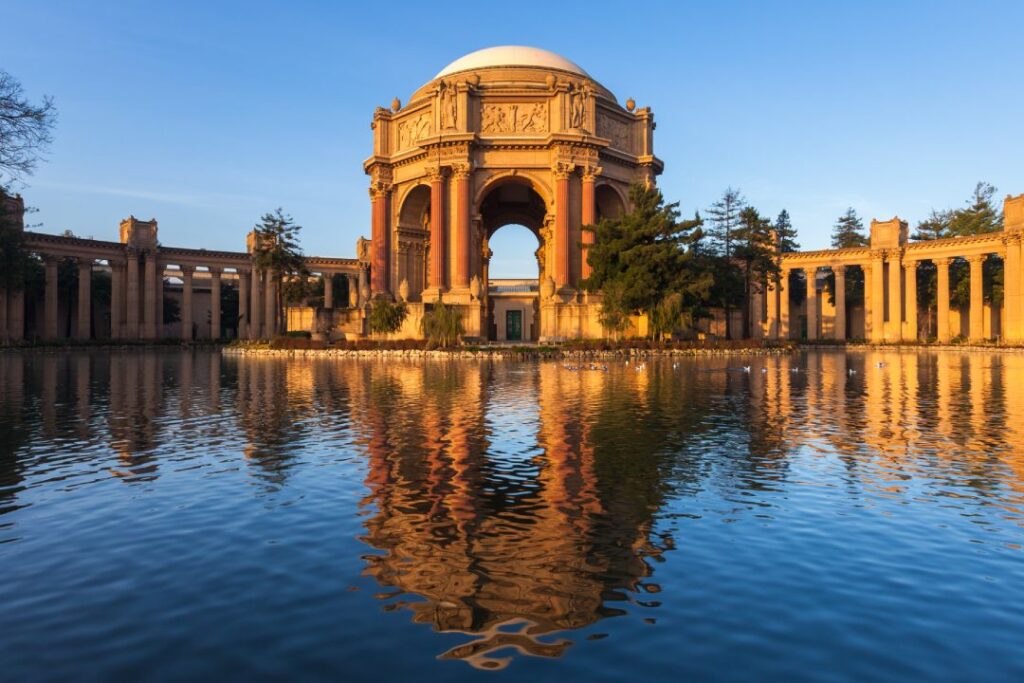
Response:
[[252, 208, 308, 333], [831, 208, 868, 248], [733, 207, 781, 337], [163, 293, 180, 324], [0, 199, 31, 292], [584, 183, 710, 338], [774, 209, 800, 253], [367, 296, 407, 335], [421, 301, 464, 347]]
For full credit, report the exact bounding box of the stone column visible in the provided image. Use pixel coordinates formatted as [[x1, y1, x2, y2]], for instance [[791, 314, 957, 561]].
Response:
[[209, 267, 222, 339], [359, 266, 369, 307], [110, 260, 124, 339], [250, 267, 262, 338], [779, 268, 790, 339], [144, 253, 158, 339], [44, 257, 59, 339], [348, 274, 359, 307], [766, 273, 779, 339], [265, 269, 276, 337], [181, 265, 194, 341], [9, 289, 24, 341], [452, 164, 471, 289], [427, 167, 446, 292], [968, 255, 985, 342], [833, 265, 846, 341], [936, 257, 951, 343], [904, 261, 918, 341], [126, 253, 140, 338], [323, 273, 333, 309], [870, 254, 885, 342], [887, 251, 902, 342], [580, 166, 600, 281], [1004, 234, 1022, 342], [238, 269, 250, 339], [553, 163, 572, 288], [805, 267, 819, 340], [77, 259, 92, 340], [370, 182, 391, 295]]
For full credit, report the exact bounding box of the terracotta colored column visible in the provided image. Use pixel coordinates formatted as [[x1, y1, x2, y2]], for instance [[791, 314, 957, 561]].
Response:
[[126, 253, 140, 338], [44, 257, 58, 339], [428, 168, 446, 291], [359, 267, 369, 306], [144, 254, 157, 339], [209, 267, 222, 339], [348, 275, 359, 307], [554, 164, 572, 288], [779, 268, 790, 339], [323, 273, 333, 309], [370, 182, 391, 295], [264, 269, 276, 337], [766, 273, 779, 339], [452, 164, 471, 289], [968, 255, 985, 342], [181, 265, 194, 341], [110, 260, 123, 339], [936, 258, 951, 342], [887, 251, 902, 342], [870, 254, 885, 342], [904, 260, 918, 341], [580, 167, 599, 281], [238, 269, 250, 339], [250, 267, 262, 338], [806, 267, 819, 340], [77, 259, 92, 340], [1004, 235, 1021, 342], [833, 265, 846, 340]]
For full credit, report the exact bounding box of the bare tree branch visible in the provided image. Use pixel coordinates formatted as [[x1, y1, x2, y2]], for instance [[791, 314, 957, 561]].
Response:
[[0, 69, 57, 186]]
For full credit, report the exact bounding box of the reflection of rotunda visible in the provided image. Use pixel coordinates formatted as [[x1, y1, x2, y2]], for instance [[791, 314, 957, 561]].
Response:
[[363, 46, 663, 340]]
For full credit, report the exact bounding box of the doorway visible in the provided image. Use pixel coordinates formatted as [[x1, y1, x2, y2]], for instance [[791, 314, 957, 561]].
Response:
[[506, 309, 523, 341]]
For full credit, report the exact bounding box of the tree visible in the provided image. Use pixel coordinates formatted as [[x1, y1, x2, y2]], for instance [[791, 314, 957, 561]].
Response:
[[251, 208, 307, 336], [421, 302, 464, 347], [831, 208, 868, 248], [584, 183, 710, 339], [368, 296, 407, 335], [774, 209, 800, 253], [704, 187, 746, 338], [734, 207, 779, 338], [0, 197, 32, 293], [0, 70, 57, 187], [911, 209, 950, 242]]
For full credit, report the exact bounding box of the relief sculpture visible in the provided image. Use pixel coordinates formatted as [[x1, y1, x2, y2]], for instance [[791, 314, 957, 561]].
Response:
[[597, 113, 631, 151], [481, 102, 548, 135], [397, 113, 433, 150]]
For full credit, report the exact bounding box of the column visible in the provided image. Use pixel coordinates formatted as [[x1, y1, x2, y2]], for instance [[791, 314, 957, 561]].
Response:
[[250, 267, 262, 338], [427, 167, 446, 292], [370, 181, 392, 296], [806, 267, 819, 340], [936, 258, 951, 343], [904, 261, 918, 341], [968, 255, 985, 342], [209, 267, 222, 339], [1004, 235, 1022, 342], [9, 289, 24, 340], [77, 259, 91, 340], [238, 269, 250, 339], [348, 274, 359, 307], [833, 265, 846, 340], [870, 254, 885, 342], [181, 265, 193, 341], [581, 167, 599, 281], [554, 163, 572, 288], [452, 164, 471, 289], [144, 253, 157, 339], [766, 273, 779, 339], [264, 269, 276, 337], [887, 251, 902, 342], [110, 260, 124, 339], [779, 268, 790, 339], [323, 273, 333, 309], [359, 267, 369, 307], [126, 253, 140, 338], [44, 257, 58, 339], [0, 289, 6, 341]]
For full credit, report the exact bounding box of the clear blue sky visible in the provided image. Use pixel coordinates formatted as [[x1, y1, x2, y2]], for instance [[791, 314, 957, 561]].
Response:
[[4, 1, 1022, 277]]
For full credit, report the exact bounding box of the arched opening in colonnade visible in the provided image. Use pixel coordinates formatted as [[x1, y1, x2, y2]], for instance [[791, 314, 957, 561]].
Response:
[[395, 185, 432, 300]]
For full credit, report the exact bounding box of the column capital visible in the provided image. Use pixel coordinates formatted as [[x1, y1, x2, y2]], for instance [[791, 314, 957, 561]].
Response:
[[77, 257, 94, 267], [870, 251, 885, 263], [368, 181, 392, 199], [180, 264, 195, 275], [933, 257, 952, 267], [552, 161, 575, 180], [965, 254, 988, 265], [450, 162, 471, 179], [831, 263, 847, 274], [425, 165, 447, 182], [902, 259, 919, 272], [207, 266, 223, 276], [884, 248, 902, 261], [581, 165, 603, 182]]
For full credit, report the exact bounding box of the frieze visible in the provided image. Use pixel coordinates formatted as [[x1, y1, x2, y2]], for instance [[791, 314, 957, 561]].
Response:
[[397, 112, 433, 150], [597, 113, 631, 151], [481, 102, 548, 135]]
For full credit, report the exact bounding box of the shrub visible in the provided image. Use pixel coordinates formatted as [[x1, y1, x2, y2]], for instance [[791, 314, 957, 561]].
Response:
[[368, 296, 408, 335], [421, 302, 464, 347], [285, 330, 311, 339]]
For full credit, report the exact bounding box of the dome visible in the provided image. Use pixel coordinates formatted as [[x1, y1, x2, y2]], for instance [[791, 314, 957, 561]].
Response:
[[435, 46, 590, 79]]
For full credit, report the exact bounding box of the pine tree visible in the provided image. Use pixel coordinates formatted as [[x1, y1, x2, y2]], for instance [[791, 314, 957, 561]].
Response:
[[774, 209, 800, 253], [705, 187, 746, 338], [911, 209, 950, 242], [584, 183, 710, 338], [734, 207, 779, 338], [251, 208, 308, 336], [831, 208, 868, 248], [947, 182, 1002, 237]]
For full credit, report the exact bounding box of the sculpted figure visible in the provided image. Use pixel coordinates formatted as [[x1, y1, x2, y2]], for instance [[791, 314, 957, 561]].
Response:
[[440, 81, 457, 129], [570, 83, 587, 129]]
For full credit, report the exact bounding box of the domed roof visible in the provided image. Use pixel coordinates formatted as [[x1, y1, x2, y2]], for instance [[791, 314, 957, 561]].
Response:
[[435, 46, 590, 79]]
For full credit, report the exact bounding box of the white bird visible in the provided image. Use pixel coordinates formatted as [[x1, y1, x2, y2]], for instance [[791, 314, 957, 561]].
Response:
[[761, 368, 769, 373], [848, 368, 857, 375], [790, 367, 800, 373], [742, 366, 751, 373]]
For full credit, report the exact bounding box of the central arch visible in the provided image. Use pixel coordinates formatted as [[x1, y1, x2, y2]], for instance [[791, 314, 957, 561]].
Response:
[[477, 177, 547, 342]]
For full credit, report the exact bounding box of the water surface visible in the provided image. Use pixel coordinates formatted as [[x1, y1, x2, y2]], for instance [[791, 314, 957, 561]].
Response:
[[1, 349, 1022, 681]]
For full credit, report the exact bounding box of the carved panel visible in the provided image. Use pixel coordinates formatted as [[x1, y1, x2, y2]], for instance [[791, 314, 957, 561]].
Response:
[[597, 113, 631, 151], [481, 102, 548, 135], [397, 112, 433, 150]]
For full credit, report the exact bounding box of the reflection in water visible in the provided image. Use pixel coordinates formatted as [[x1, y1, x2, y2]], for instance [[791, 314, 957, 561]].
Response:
[[0, 349, 1023, 679]]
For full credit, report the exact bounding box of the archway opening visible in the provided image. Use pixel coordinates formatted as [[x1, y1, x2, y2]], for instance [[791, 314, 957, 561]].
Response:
[[395, 185, 431, 301]]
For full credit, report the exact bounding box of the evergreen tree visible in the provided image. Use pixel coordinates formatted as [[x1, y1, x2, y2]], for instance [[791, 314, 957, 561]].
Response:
[[831, 208, 868, 248], [734, 207, 779, 338], [251, 208, 308, 336], [947, 182, 1002, 237], [774, 209, 800, 253], [584, 183, 710, 338], [911, 209, 950, 241], [704, 187, 747, 338]]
